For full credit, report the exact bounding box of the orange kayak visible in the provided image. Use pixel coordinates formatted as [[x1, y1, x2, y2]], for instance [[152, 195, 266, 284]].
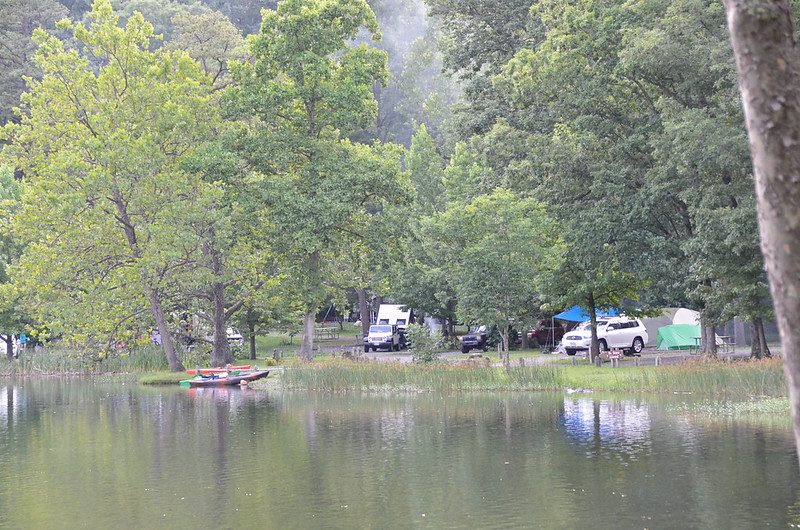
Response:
[[180, 370, 270, 388], [185, 365, 252, 375]]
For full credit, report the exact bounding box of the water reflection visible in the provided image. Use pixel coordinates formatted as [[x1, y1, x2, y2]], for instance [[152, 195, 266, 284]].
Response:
[[0, 385, 20, 427], [560, 398, 652, 461], [0, 381, 798, 529]]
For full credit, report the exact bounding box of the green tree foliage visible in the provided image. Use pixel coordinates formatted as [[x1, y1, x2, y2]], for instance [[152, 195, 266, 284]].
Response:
[[389, 124, 457, 333], [3, 0, 217, 370], [405, 323, 445, 362], [112, 0, 210, 39], [358, 1, 460, 149], [197, 0, 274, 35], [425, 189, 560, 366], [167, 10, 245, 89], [0, 0, 68, 125], [407, 124, 445, 215], [174, 139, 277, 366], [394, 30, 460, 150], [0, 165, 29, 358], [427, 0, 773, 356], [424, 0, 535, 137], [227, 0, 405, 361]]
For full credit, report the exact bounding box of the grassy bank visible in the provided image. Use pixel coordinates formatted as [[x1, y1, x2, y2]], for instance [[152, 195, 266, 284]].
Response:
[[139, 371, 191, 385], [0, 345, 179, 376], [280, 358, 787, 398]]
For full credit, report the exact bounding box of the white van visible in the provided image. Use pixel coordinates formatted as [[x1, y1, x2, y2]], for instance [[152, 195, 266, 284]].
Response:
[[562, 316, 649, 356]]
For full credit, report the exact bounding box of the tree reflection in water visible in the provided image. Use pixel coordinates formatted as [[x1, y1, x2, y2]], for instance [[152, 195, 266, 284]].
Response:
[[560, 398, 652, 461]]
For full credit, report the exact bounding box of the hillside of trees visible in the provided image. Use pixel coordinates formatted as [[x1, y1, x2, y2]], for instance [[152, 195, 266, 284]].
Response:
[[0, 0, 782, 368]]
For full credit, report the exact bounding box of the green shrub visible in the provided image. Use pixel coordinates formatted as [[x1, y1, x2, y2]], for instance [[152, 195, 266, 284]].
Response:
[[406, 324, 447, 362]]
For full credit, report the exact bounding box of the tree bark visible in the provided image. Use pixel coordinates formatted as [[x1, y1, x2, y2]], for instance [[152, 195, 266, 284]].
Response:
[[148, 288, 184, 372], [588, 293, 600, 364], [210, 281, 232, 367], [757, 317, 771, 357], [724, 0, 800, 461], [750, 318, 763, 358], [500, 328, 510, 370], [300, 306, 316, 361], [202, 232, 233, 367], [701, 317, 718, 358], [248, 320, 257, 361], [114, 194, 183, 370], [4, 335, 12, 361], [358, 288, 370, 338]]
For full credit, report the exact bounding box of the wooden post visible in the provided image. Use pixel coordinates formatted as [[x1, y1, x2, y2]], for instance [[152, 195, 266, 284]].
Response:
[[655, 356, 661, 367], [572, 356, 577, 366]]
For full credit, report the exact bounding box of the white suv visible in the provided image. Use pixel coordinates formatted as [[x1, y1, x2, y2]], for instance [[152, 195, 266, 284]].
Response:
[[364, 324, 401, 352], [562, 317, 648, 356]]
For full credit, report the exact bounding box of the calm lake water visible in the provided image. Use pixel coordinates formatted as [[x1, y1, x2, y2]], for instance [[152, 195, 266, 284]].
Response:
[[1, 379, 798, 529]]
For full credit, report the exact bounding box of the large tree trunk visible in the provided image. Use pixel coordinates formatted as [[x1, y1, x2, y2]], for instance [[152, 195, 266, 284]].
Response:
[[724, 0, 800, 462], [751, 318, 764, 358], [300, 306, 316, 361], [588, 294, 600, 365], [210, 281, 232, 367], [701, 317, 718, 358], [148, 288, 184, 372], [4, 335, 12, 361], [500, 328, 510, 370], [204, 234, 232, 367], [248, 320, 257, 361], [358, 288, 370, 338], [757, 317, 771, 358]]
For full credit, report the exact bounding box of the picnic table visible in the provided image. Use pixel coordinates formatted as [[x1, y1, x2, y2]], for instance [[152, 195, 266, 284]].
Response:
[[314, 326, 340, 341], [692, 335, 734, 354]]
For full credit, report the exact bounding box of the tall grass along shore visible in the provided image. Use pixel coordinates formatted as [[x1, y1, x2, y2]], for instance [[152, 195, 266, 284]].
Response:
[[3, 346, 786, 401], [278, 358, 786, 398], [1, 345, 190, 376]]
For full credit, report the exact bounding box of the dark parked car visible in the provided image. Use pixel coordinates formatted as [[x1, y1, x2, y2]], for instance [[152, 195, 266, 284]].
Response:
[[527, 318, 565, 347], [459, 325, 488, 354]]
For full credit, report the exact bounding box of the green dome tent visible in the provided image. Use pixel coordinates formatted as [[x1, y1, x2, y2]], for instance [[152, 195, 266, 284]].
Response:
[[656, 324, 701, 350]]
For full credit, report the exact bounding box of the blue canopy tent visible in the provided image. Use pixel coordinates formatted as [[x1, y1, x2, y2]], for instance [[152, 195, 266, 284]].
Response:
[[553, 306, 618, 322]]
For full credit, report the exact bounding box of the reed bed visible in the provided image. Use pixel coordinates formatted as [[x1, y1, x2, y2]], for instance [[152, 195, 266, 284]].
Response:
[[281, 358, 787, 398], [0, 344, 187, 376], [282, 362, 566, 392]]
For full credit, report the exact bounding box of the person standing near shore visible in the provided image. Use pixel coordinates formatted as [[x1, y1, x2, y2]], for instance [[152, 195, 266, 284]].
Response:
[[19, 333, 27, 353]]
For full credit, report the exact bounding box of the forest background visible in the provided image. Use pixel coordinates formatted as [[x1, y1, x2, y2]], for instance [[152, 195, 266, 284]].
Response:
[[0, 0, 779, 369]]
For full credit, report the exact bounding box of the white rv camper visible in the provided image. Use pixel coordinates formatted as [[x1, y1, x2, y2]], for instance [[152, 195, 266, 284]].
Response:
[[376, 304, 413, 331]]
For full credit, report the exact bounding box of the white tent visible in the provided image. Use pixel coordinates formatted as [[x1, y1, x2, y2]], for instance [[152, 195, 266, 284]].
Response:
[[672, 308, 701, 325]]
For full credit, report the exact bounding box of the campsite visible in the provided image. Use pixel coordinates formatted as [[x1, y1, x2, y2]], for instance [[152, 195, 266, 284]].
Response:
[[2, 0, 800, 527]]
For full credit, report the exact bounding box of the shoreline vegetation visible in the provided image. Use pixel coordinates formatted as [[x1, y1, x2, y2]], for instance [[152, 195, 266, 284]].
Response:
[[1, 347, 786, 399], [0, 344, 785, 398], [2, 347, 789, 424], [272, 358, 787, 398]]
